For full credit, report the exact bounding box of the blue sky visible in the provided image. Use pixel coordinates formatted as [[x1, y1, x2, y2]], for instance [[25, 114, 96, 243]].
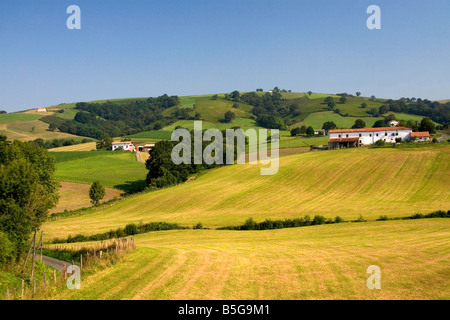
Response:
[[1, 0, 449, 112]]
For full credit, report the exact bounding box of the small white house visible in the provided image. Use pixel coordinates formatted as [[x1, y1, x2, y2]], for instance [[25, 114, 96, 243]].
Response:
[[36, 108, 47, 112], [389, 120, 399, 127], [328, 127, 412, 149], [112, 141, 135, 151]]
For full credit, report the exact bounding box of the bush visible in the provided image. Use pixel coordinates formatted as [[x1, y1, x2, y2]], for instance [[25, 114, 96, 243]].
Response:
[[312, 215, 326, 225], [355, 215, 366, 222], [193, 222, 203, 230], [374, 139, 385, 147], [124, 223, 138, 235], [0, 232, 14, 265], [377, 215, 389, 221], [242, 218, 257, 230], [334, 216, 344, 223]]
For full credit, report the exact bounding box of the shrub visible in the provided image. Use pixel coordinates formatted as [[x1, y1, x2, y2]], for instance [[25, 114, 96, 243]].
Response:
[[377, 215, 389, 221], [410, 213, 424, 219], [312, 215, 326, 225], [124, 223, 138, 235], [355, 215, 366, 222], [334, 216, 344, 223], [242, 218, 257, 230], [374, 139, 385, 147], [193, 222, 203, 230], [0, 232, 14, 265]]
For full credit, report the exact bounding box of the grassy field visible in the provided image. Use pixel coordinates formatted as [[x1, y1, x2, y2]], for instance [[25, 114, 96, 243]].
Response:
[[48, 142, 97, 152], [49, 219, 450, 300], [300, 111, 384, 130], [49, 181, 123, 214], [51, 151, 148, 193], [42, 144, 450, 239]]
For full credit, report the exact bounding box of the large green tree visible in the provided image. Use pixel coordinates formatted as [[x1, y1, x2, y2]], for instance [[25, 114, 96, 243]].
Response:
[[0, 135, 59, 260], [419, 117, 436, 133], [89, 181, 106, 205]]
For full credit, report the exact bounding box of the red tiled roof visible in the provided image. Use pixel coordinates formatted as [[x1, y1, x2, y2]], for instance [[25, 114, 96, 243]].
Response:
[[411, 131, 430, 137], [328, 137, 360, 143], [328, 127, 410, 133], [112, 141, 133, 144]]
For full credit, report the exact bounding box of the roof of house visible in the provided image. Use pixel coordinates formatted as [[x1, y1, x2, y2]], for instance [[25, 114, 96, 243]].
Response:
[[112, 141, 133, 145], [411, 131, 430, 137], [328, 127, 410, 134], [328, 137, 360, 143]]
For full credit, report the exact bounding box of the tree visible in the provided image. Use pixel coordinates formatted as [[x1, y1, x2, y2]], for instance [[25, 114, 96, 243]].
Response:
[[0, 137, 59, 260], [322, 121, 337, 131], [360, 102, 367, 108], [352, 119, 366, 129], [224, 111, 235, 123], [89, 181, 105, 205], [419, 117, 436, 133], [356, 92, 361, 97], [231, 90, 240, 102], [372, 119, 386, 128], [299, 125, 307, 134], [290, 127, 301, 136], [211, 94, 218, 100], [96, 135, 113, 151], [306, 126, 315, 136], [339, 96, 347, 104], [232, 103, 239, 109], [379, 105, 390, 115], [307, 91, 313, 96], [324, 96, 334, 104], [327, 102, 336, 110]]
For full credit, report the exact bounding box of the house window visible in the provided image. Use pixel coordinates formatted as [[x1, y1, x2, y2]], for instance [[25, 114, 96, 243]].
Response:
[[385, 133, 388, 136], [359, 134, 362, 137], [396, 133, 398, 136], [346, 134, 349, 138], [376, 134, 378, 137], [338, 134, 341, 138], [370, 134, 372, 137]]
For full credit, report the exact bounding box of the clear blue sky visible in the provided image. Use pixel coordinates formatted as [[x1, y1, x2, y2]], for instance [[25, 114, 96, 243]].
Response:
[[1, 0, 449, 112]]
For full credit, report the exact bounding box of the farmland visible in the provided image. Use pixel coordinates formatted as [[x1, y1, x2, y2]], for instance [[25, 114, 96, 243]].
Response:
[[50, 151, 148, 193], [49, 219, 450, 300], [42, 144, 450, 239]]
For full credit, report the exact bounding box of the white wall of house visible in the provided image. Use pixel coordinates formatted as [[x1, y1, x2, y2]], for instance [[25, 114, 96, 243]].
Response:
[[112, 143, 135, 151], [329, 128, 412, 146]]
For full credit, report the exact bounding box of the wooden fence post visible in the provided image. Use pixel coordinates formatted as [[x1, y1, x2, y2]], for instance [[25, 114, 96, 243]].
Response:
[[6, 287, 10, 300], [99, 250, 102, 259], [21, 279, 24, 300], [80, 254, 83, 270], [53, 270, 57, 285]]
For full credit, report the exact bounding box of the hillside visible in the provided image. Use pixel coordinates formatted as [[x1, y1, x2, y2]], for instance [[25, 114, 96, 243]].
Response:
[[42, 144, 450, 239]]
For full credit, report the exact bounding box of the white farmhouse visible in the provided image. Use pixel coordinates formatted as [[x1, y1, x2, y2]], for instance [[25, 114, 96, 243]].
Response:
[[328, 127, 412, 149], [388, 120, 399, 127], [112, 141, 135, 151]]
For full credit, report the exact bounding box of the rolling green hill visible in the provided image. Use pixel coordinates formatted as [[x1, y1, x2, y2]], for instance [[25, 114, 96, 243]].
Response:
[[43, 144, 450, 240]]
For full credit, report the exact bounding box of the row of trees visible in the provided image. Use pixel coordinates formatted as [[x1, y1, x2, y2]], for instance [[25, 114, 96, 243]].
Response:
[[320, 116, 436, 133], [41, 94, 184, 140]]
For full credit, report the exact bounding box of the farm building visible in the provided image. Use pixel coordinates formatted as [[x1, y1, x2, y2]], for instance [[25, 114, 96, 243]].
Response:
[[138, 144, 155, 152], [389, 120, 399, 127], [112, 141, 135, 151], [411, 131, 430, 142], [328, 127, 412, 149], [36, 108, 47, 112]]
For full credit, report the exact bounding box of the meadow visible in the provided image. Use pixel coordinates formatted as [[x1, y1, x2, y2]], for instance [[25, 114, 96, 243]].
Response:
[[49, 181, 123, 214], [42, 144, 450, 239], [50, 151, 148, 193], [301, 111, 384, 129], [48, 219, 450, 300]]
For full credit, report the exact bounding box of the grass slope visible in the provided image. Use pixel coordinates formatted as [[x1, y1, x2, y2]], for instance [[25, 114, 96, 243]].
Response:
[[51, 219, 450, 300], [43, 145, 450, 239], [51, 151, 148, 193]]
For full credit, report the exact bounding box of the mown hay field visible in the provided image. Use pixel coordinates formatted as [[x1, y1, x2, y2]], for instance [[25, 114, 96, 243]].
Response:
[[42, 145, 450, 239], [49, 219, 450, 300]]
